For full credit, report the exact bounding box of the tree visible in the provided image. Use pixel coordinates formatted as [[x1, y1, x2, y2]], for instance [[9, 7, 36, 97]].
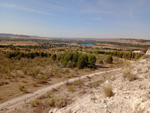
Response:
[[88, 54, 96, 66], [72, 52, 79, 63], [77, 54, 88, 69], [105, 55, 113, 63], [99, 60, 103, 64], [51, 54, 57, 60]]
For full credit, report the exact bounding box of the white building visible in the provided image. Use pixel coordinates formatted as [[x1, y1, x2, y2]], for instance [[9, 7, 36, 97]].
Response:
[[133, 50, 145, 54]]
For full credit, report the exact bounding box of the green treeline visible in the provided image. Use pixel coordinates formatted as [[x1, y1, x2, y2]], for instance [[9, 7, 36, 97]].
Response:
[[5, 51, 97, 69], [58, 52, 96, 68], [5, 51, 51, 59], [94, 50, 143, 60]]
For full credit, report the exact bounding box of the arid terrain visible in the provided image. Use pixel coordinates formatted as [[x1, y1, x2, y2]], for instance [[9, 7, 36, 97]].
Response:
[[0, 34, 149, 113], [49, 54, 150, 113]]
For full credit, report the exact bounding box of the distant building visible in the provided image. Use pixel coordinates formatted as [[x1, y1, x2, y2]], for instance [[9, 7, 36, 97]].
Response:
[[133, 50, 145, 54]]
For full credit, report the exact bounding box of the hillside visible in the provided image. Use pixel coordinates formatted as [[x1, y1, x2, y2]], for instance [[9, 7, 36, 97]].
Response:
[[49, 55, 150, 113]]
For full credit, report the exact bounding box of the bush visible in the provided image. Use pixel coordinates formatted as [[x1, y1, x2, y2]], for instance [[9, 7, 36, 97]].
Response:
[[99, 60, 103, 64], [68, 85, 76, 92], [51, 54, 57, 60], [88, 54, 96, 66], [105, 55, 113, 63], [103, 85, 113, 98], [31, 99, 39, 107], [48, 97, 56, 107], [19, 85, 28, 93], [122, 69, 137, 81], [55, 97, 69, 108], [48, 96, 70, 108], [77, 54, 88, 69]]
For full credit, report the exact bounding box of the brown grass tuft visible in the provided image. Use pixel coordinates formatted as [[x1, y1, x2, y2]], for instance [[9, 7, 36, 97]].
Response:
[[103, 85, 114, 98]]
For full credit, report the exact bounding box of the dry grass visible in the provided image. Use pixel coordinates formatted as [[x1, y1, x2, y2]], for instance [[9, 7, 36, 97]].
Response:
[[19, 85, 28, 93], [89, 80, 104, 88], [122, 69, 137, 81], [68, 85, 76, 92], [31, 99, 39, 107], [48, 96, 70, 108], [103, 85, 114, 98]]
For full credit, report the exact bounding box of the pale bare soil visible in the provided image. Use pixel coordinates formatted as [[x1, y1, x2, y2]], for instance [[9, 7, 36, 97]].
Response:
[[49, 56, 150, 113]]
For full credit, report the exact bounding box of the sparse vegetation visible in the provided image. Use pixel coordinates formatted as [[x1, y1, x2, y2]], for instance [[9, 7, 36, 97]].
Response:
[[89, 80, 104, 88], [19, 85, 28, 93], [0, 36, 147, 112], [105, 55, 113, 64], [48, 96, 70, 108], [31, 99, 39, 107], [122, 69, 137, 81], [99, 60, 103, 64], [103, 85, 114, 98], [68, 85, 76, 92]]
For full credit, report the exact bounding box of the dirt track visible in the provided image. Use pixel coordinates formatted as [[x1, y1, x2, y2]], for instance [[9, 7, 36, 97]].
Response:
[[0, 68, 121, 112]]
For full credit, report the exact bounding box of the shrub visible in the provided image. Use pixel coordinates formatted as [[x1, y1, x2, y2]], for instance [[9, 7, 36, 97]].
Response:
[[88, 54, 96, 65], [36, 74, 48, 84], [99, 60, 103, 64], [67, 61, 75, 68], [89, 80, 104, 88], [122, 69, 137, 81], [48, 97, 56, 107], [46, 92, 51, 98], [48, 96, 70, 108], [105, 55, 113, 64], [77, 54, 88, 69], [55, 97, 69, 108], [68, 85, 76, 92], [19, 85, 28, 93], [103, 85, 113, 98], [31, 99, 39, 107], [51, 54, 57, 60], [72, 52, 79, 62]]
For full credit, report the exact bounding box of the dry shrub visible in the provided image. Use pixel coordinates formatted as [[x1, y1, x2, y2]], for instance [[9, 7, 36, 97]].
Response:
[[46, 92, 51, 98], [19, 85, 28, 93], [68, 85, 76, 92], [55, 97, 70, 108], [122, 69, 137, 81], [73, 79, 83, 87], [89, 80, 104, 88], [48, 96, 71, 108], [31, 99, 39, 107], [103, 85, 114, 98]]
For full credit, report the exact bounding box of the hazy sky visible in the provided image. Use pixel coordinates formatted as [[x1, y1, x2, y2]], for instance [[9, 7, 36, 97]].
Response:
[[0, 0, 150, 38]]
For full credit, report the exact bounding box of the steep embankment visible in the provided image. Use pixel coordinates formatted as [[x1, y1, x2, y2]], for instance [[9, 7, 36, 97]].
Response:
[[50, 56, 150, 113]]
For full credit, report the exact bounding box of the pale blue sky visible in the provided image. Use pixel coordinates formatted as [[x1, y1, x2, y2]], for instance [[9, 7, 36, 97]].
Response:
[[0, 0, 150, 38]]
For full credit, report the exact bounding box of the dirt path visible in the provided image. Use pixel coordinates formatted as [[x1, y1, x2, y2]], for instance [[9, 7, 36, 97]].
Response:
[[0, 68, 121, 112]]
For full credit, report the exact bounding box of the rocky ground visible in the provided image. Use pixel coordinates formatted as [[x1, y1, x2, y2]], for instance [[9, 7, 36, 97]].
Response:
[[49, 56, 150, 113]]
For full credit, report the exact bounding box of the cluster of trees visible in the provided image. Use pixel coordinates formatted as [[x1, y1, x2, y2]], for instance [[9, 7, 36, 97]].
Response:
[[96, 41, 150, 48], [57, 52, 96, 68], [95, 50, 143, 60], [6, 51, 51, 59], [5, 51, 97, 69]]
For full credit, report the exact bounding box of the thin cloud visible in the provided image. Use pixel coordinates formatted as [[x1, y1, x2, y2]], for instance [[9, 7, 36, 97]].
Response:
[[81, 9, 113, 15], [129, 7, 133, 18], [0, 3, 53, 16], [91, 17, 102, 20]]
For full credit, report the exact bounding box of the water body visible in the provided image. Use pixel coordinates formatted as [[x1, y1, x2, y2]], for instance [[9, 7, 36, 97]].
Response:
[[82, 43, 94, 46]]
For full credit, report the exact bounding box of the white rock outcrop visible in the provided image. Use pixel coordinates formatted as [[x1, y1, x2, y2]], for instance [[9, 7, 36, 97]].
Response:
[[49, 56, 150, 113]]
